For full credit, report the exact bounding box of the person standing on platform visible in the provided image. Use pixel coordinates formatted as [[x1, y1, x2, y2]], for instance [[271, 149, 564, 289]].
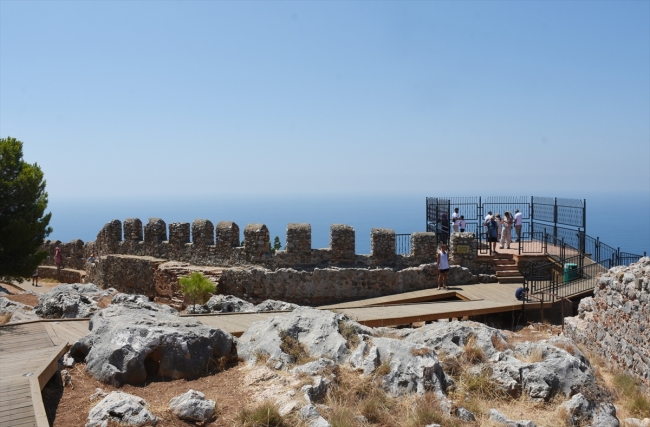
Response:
[[487, 216, 499, 253], [452, 208, 460, 233], [32, 268, 39, 286], [459, 215, 466, 232], [494, 213, 502, 242], [484, 211, 493, 240], [437, 243, 450, 290], [500, 211, 514, 249], [514, 209, 523, 242]]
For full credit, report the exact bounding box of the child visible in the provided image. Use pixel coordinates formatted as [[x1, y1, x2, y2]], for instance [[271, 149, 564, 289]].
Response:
[[459, 215, 466, 232]]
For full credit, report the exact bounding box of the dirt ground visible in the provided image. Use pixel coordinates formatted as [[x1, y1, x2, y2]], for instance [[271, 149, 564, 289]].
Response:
[[44, 362, 251, 427], [3, 292, 39, 306]]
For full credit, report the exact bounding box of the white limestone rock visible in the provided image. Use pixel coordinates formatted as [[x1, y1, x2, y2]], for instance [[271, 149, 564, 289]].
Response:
[[85, 391, 157, 427], [168, 389, 215, 422]]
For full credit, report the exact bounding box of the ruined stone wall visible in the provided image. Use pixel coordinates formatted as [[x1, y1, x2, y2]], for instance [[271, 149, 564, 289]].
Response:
[[37, 266, 85, 284], [40, 239, 86, 270], [90, 255, 477, 306], [60, 217, 439, 269], [565, 257, 650, 386]]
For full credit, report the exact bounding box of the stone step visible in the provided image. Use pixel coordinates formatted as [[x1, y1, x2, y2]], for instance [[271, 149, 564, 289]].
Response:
[[496, 270, 522, 277], [497, 275, 525, 284]]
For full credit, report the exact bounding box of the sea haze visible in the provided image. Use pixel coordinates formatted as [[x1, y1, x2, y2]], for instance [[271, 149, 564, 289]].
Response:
[[46, 193, 649, 257]]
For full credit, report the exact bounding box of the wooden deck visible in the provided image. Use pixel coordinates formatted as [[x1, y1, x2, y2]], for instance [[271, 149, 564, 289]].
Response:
[[0, 320, 89, 427]]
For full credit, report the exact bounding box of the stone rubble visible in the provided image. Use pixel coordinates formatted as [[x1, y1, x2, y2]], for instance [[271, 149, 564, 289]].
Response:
[[167, 389, 216, 422], [34, 284, 116, 319], [85, 391, 157, 427]]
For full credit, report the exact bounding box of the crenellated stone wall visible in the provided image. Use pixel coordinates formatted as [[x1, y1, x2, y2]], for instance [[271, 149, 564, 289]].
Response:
[[565, 257, 650, 386], [51, 217, 439, 269]]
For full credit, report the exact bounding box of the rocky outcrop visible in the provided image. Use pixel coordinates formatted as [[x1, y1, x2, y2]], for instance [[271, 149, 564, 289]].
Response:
[[488, 408, 537, 427], [34, 284, 115, 319], [565, 257, 650, 386], [560, 393, 619, 427], [395, 320, 508, 359], [70, 296, 234, 386], [255, 299, 300, 312], [0, 296, 38, 323], [491, 340, 596, 400], [85, 391, 157, 427], [237, 307, 358, 369], [186, 294, 256, 314], [168, 390, 215, 422]]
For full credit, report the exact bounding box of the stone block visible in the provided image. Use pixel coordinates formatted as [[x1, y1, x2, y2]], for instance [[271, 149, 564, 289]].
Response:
[[100, 219, 122, 242], [411, 232, 437, 261], [371, 228, 395, 262], [123, 218, 143, 242], [330, 224, 355, 261], [286, 223, 311, 256], [216, 221, 240, 248], [244, 223, 270, 258], [144, 218, 167, 243], [192, 219, 214, 246], [169, 222, 191, 245]]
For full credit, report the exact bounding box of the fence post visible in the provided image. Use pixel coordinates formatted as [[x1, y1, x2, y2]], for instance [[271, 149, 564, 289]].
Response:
[[553, 197, 558, 241], [596, 237, 600, 263]]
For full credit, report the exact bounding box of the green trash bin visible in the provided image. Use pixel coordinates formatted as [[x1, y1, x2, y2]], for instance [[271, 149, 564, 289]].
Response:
[[563, 263, 578, 283]]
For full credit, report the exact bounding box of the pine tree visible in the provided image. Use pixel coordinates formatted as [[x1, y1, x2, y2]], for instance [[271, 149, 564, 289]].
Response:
[[0, 137, 52, 281], [178, 271, 216, 312]]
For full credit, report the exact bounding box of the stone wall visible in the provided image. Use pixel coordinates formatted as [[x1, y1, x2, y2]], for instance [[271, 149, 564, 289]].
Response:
[[565, 257, 650, 386], [56, 217, 439, 270], [89, 255, 478, 306], [37, 266, 85, 284], [449, 232, 477, 267], [40, 239, 86, 270], [86, 255, 166, 298]]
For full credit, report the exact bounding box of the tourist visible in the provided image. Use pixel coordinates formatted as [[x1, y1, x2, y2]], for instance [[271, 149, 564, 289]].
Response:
[[500, 211, 514, 249], [487, 216, 499, 253], [87, 253, 96, 263], [459, 215, 466, 232], [54, 246, 62, 270], [452, 208, 460, 233], [494, 213, 502, 242], [484, 211, 493, 240], [515, 286, 529, 301], [437, 243, 450, 290], [32, 268, 39, 286], [514, 209, 523, 242]]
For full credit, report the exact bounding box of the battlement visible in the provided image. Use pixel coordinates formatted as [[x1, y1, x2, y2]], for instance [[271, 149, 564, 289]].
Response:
[[84, 217, 438, 269]]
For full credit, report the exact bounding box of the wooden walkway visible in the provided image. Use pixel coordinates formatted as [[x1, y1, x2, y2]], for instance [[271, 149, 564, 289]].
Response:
[[0, 320, 89, 427]]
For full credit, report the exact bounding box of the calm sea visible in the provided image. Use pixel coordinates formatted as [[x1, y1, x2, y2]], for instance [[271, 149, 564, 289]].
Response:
[[46, 193, 649, 257]]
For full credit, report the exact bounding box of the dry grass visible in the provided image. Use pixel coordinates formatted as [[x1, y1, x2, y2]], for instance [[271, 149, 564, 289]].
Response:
[[550, 342, 578, 356], [613, 373, 650, 418], [47, 362, 250, 426], [0, 312, 11, 325], [410, 347, 432, 357], [463, 337, 486, 364], [517, 348, 544, 363], [375, 359, 392, 376], [338, 321, 361, 350], [253, 350, 271, 365], [278, 330, 314, 365], [236, 401, 287, 427], [324, 367, 463, 427], [490, 334, 510, 352]]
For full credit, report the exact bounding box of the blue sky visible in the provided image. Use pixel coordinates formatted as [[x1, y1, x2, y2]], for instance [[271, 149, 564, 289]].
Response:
[[1, 1, 649, 199]]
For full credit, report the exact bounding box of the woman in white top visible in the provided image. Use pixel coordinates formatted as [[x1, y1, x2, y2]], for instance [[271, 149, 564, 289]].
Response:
[[500, 211, 514, 249], [437, 243, 450, 290]]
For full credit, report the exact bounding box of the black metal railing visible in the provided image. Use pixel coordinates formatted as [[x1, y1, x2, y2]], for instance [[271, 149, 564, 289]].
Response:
[[395, 234, 411, 255]]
